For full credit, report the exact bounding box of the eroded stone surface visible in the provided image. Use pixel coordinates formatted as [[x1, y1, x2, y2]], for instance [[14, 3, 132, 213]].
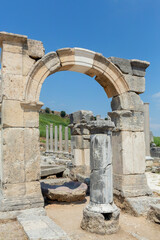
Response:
[[147, 204, 160, 224]]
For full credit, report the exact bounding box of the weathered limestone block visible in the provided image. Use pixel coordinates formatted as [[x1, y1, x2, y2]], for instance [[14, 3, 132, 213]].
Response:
[[56, 48, 75, 70], [113, 173, 152, 197], [70, 110, 93, 124], [108, 110, 144, 131], [108, 57, 132, 74], [3, 183, 25, 198], [2, 74, 26, 100], [26, 181, 42, 198], [131, 59, 150, 77], [2, 100, 24, 127], [2, 128, 25, 184], [0, 32, 27, 47], [123, 74, 145, 93], [22, 54, 35, 76], [71, 135, 90, 149], [2, 50, 23, 75], [24, 128, 41, 181], [27, 39, 45, 59], [112, 131, 146, 174], [23, 109, 39, 128], [111, 92, 144, 111], [0, 70, 2, 102]]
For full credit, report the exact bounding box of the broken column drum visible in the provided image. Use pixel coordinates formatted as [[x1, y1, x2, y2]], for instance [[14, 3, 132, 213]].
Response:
[[81, 119, 120, 235]]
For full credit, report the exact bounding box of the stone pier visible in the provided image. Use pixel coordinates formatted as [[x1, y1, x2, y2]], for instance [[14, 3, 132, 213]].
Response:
[[59, 125, 62, 151], [65, 126, 69, 152], [81, 119, 120, 235]]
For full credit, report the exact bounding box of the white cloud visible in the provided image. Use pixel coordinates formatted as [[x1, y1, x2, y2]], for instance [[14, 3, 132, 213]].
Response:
[[152, 92, 160, 98]]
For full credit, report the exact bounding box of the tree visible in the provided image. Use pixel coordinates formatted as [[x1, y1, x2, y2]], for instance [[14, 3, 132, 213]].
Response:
[[45, 107, 50, 114], [60, 111, 66, 118]]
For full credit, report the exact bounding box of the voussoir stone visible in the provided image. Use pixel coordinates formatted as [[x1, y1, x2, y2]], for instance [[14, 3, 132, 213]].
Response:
[[108, 57, 132, 74], [41, 181, 87, 202]]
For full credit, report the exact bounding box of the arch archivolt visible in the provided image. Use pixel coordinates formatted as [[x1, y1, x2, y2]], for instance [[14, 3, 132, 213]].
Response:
[[25, 48, 129, 103]]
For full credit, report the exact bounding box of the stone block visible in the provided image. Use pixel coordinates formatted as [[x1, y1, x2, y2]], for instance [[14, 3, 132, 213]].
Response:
[[27, 39, 45, 59], [22, 54, 35, 76], [41, 52, 61, 74], [57, 48, 75, 69], [71, 148, 90, 167], [108, 57, 132, 74], [2, 41, 23, 54], [2, 100, 24, 127], [2, 128, 25, 184], [24, 128, 40, 181], [2, 74, 26, 100], [113, 173, 151, 197], [41, 166, 66, 178], [124, 74, 145, 93], [131, 59, 150, 77], [2, 51, 22, 75], [111, 92, 144, 111], [0, 32, 27, 47], [23, 109, 39, 128], [25, 181, 42, 198], [3, 183, 25, 198], [108, 110, 144, 131], [71, 135, 90, 149], [17, 214, 70, 240], [112, 131, 146, 174], [70, 110, 93, 124]]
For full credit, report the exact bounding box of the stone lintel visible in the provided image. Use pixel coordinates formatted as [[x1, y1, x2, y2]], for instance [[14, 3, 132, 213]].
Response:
[[87, 119, 115, 134], [131, 59, 150, 70], [0, 32, 27, 47], [21, 101, 44, 110]]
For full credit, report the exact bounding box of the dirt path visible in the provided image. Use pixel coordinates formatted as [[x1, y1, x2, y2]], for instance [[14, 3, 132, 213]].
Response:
[[46, 197, 160, 240], [0, 219, 28, 240]]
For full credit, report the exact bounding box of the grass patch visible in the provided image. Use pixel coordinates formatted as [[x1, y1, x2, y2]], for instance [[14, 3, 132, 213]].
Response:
[[39, 113, 71, 139], [154, 136, 160, 147]]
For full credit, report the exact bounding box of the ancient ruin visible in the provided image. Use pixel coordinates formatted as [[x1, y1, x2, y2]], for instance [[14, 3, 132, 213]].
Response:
[[0, 31, 159, 238]]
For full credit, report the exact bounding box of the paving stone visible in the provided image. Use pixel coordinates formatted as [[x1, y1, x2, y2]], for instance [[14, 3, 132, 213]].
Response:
[[17, 213, 70, 240]]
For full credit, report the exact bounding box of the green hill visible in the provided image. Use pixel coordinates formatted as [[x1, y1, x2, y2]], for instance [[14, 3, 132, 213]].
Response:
[[39, 113, 71, 139]]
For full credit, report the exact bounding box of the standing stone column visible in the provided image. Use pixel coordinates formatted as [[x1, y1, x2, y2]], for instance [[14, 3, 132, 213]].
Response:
[[144, 103, 151, 158], [46, 125, 49, 152], [59, 125, 62, 151], [54, 126, 58, 152], [65, 127, 68, 152], [81, 119, 120, 235], [50, 124, 53, 152]]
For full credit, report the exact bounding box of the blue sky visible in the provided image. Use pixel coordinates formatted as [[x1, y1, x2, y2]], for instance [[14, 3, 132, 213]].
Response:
[[0, 0, 160, 136]]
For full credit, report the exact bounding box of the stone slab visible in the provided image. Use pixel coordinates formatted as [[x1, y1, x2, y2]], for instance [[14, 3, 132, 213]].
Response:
[[17, 211, 70, 240], [41, 165, 66, 177], [27, 39, 45, 59]]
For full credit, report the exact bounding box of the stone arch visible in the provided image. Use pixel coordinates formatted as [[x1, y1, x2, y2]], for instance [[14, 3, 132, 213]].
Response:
[[25, 48, 129, 102]]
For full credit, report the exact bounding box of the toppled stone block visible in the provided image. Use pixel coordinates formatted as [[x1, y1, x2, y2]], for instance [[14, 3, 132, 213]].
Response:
[[27, 39, 45, 59], [147, 204, 160, 224]]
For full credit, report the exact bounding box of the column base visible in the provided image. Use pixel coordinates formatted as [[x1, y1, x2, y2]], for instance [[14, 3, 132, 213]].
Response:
[[81, 202, 120, 235]]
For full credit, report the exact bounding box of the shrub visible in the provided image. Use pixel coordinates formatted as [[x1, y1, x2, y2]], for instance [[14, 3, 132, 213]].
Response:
[[60, 111, 66, 118], [51, 110, 54, 114], [45, 107, 50, 114]]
